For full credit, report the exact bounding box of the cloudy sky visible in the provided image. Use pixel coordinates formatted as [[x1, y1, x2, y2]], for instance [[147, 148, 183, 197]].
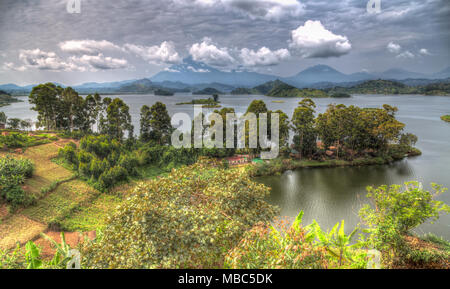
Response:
[[0, 0, 448, 85]]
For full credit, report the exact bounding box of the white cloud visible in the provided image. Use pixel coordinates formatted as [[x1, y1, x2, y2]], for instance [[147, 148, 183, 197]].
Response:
[[17, 49, 85, 71], [175, 0, 304, 21], [396, 51, 415, 59], [187, 66, 210, 73], [289, 20, 352, 58], [70, 53, 129, 70], [189, 38, 235, 66], [239, 46, 290, 66], [419, 48, 430, 56], [387, 42, 402, 53], [59, 40, 122, 55], [124, 41, 182, 65], [2, 62, 27, 71]]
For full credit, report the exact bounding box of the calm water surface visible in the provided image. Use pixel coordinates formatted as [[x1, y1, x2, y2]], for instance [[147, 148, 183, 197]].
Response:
[[2, 93, 450, 239]]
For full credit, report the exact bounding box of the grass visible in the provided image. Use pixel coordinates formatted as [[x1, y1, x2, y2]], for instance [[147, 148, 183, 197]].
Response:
[[58, 194, 123, 232], [21, 180, 100, 226], [441, 115, 450, 122], [0, 215, 47, 250]]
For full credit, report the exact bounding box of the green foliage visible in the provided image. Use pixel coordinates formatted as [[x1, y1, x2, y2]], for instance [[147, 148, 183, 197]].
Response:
[[0, 132, 54, 149], [359, 182, 450, 267], [80, 160, 278, 268], [140, 102, 172, 144], [192, 87, 223, 95], [59, 135, 136, 190], [154, 88, 174, 96], [0, 155, 35, 210], [100, 98, 133, 141], [0, 245, 24, 269], [226, 211, 368, 269], [25, 241, 42, 269], [441, 115, 450, 122]]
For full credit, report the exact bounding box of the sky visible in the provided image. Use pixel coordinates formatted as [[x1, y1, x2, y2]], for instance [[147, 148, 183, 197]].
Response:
[[0, 0, 449, 86]]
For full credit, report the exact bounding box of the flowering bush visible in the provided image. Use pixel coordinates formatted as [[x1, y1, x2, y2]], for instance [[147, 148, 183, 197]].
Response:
[[81, 159, 278, 268]]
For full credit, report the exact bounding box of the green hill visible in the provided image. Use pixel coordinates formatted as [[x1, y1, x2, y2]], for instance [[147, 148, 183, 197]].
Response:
[[154, 88, 174, 96], [266, 80, 329, 98], [0, 90, 21, 107], [192, 87, 223, 95]]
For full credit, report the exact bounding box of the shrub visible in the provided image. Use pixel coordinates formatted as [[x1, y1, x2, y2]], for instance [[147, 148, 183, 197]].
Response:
[[0, 155, 35, 210], [81, 160, 278, 268], [98, 165, 128, 190], [359, 181, 450, 267], [225, 212, 368, 269]]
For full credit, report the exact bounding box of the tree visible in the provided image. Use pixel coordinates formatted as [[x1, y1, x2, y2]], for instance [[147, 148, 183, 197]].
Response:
[[29, 83, 63, 130], [0, 111, 7, 125], [148, 102, 172, 145], [7, 118, 21, 130], [139, 105, 152, 142], [272, 109, 290, 152], [101, 98, 133, 141], [85, 93, 103, 132], [359, 182, 450, 265], [20, 119, 32, 131], [292, 99, 317, 158], [61, 87, 84, 132], [212, 94, 219, 102]]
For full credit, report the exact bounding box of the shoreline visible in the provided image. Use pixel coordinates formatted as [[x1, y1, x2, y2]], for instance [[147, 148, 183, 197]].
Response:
[[247, 147, 422, 177]]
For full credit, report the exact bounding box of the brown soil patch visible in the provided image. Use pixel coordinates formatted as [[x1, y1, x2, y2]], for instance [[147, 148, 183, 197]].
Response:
[[0, 214, 47, 250], [0, 204, 8, 220], [34, 231, 96, 260]]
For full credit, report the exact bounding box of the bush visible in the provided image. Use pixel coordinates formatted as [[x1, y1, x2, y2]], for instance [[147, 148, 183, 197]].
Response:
[[81, 160, 278, 268], [0, 155, 35, 210], [98, 166, 128, 190], [359, 181, 450, 267], [226, 212, 368, 269]]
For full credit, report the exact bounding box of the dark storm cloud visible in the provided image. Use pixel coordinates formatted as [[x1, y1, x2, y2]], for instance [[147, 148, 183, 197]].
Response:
[[0, 0, 448, 85]]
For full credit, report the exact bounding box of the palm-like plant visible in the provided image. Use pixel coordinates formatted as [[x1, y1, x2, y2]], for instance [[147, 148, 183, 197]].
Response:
[[309, 220, 360, 267]]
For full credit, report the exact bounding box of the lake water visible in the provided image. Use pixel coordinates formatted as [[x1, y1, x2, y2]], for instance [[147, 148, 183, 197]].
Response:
[[2, 93, 450, 239]]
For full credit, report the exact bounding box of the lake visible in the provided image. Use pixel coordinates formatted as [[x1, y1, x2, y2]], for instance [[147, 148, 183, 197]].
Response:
[[2, 93, 450, 239]]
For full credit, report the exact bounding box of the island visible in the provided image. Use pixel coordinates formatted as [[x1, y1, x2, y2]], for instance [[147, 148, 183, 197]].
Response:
[[154, 88, 174, 96], [176, 97, 221, 108], [441, 115, 450, 122], [0, 90, 21, 107], [192, 87, 223, 95]]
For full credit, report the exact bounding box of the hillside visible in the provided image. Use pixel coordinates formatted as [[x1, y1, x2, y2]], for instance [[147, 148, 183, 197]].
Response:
[[192, 87, 223, 95], [327, 79, 450, 95], [0, 90, 21, 107]]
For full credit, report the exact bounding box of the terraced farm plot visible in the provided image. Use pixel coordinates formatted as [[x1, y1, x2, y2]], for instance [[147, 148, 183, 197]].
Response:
[[58, 194, 123, 231], [0, 215, 46, 250], [21, 143, 74, 196], [22, 180, 100, 225]]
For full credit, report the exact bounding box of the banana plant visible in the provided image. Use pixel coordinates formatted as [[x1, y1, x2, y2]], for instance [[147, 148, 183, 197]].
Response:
[[25, 241, 42, 269], [310, 220, 360, 267], [40, 232, 74, 268]]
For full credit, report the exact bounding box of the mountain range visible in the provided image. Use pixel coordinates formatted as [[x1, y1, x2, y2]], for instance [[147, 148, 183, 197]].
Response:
[[1, 58, 449, 95]]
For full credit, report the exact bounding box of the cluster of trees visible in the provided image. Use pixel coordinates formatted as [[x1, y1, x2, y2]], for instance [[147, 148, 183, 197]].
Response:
[[0, 112, 33, 131], [29, 83, 134, 141], [0, 155, 35, 210], [58, 136, 138, 190], [291, 99, 414, 159]]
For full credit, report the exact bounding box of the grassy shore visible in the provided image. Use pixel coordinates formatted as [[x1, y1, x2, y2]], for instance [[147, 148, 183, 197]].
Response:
[[248, 146, 421, 177]]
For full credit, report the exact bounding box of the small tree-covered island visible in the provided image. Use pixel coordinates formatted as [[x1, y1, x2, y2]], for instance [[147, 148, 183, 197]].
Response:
[[1, 83, 448, 270]]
